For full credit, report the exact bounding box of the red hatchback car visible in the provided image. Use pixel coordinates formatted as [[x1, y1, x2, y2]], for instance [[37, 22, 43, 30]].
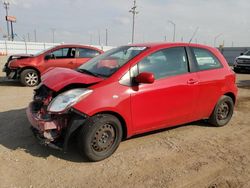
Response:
[[26, 43, 237, 161], [3, 44, 103, 86]]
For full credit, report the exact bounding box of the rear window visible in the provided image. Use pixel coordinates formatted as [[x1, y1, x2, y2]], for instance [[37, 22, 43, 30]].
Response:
[[192, 48, 222, 71]]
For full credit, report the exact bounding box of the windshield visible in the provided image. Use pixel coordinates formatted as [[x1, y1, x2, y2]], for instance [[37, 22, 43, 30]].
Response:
[[34, 46, 56, 56], [78, 46, 147, 77], [244, 50, 250, 56]]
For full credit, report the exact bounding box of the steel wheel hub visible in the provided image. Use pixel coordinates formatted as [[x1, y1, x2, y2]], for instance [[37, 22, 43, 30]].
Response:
[[217, 102, 230, 120], [91, 124, 115, 152]]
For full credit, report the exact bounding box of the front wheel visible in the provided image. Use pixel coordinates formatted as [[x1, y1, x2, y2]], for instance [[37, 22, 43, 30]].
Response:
[[20, 69, 40, 87], [209, 95, 234, 127], [78, 114, 123, 162]]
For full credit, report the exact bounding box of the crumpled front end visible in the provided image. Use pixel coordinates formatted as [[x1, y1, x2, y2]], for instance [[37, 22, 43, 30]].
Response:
[[26, 85, 86, 151], [26, 85, 67, 149]]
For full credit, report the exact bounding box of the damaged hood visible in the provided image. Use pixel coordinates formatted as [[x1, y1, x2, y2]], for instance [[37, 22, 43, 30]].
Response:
[[9, 54, 33, 60], [41, 67, 104, 91]]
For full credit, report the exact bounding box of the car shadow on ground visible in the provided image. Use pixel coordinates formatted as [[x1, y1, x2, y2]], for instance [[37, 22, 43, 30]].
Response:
[[0, 76, 23, 87], [0, 108, 90, 163], [237, 79, 250, 89], [0, 108, 215, 163]]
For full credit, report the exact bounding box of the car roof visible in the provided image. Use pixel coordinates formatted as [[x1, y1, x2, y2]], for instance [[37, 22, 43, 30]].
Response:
[[128, 42, 214, 50], [53, 44, 103, 52]]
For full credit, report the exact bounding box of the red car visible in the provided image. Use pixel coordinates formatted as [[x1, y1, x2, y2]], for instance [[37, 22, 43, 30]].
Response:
[[26, 43, 237, 161], [3, 44, 103, 86]]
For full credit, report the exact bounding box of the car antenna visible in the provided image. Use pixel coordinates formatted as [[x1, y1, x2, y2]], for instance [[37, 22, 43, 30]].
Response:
[[189, 27, 199, 44]]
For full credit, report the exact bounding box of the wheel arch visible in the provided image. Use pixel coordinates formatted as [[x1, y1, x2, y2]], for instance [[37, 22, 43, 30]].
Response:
[[95, 111, 128, 140], [19, 66, 41, 77], [223, 92, 236, 104]]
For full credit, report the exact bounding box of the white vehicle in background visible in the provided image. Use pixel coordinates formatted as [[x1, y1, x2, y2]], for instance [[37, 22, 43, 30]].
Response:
[[233, 50, 250, 73]]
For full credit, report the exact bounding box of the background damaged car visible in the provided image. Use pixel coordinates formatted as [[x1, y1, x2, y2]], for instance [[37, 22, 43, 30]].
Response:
[[3, 44, 103, 86]]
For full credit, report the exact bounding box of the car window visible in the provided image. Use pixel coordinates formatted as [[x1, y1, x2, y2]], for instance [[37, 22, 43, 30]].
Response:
[[78, 46, 147, 77], [50, 48, 76, 59], [244, 50, 250, 56], [192, 48, 222, 71], [119, 64, 139, 86], [77, 48, 100, 58], [137, 47, 188, 79]]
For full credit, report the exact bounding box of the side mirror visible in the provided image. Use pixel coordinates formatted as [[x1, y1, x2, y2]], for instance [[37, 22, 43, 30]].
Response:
[[135, 72, 155, 84], [240, 53, 244, 56], [45, 54, 53, 60]]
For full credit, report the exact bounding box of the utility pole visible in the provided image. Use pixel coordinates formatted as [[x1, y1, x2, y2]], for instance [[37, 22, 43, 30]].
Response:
[[89, 33, 93, 45], [214, 33, 223, 47], [3, 1, 10, 40], [129, 0, 139, 44], [168, 20, 176, 42], [105, 28, 108, 46], [34, 29, 37, 42], [51, 28, 56, 43], [10, 20, 14, 41], [27, 32, 30, 42], [98, 30, 101, 45]]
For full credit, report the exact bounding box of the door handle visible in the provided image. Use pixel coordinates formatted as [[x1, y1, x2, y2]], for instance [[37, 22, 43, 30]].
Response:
[[68, 61, 74, 64], [187, 79, 198, 85]]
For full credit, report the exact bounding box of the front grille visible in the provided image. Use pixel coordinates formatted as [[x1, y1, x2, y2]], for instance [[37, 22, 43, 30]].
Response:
[[237, 58, 250, 65]]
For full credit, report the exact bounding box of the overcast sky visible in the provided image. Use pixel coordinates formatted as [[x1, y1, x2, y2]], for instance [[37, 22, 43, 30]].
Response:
[[0, 0, 249, 47]]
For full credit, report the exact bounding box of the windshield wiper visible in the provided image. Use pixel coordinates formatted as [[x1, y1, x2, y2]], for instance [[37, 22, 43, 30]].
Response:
[[77, 69, 105, 78]]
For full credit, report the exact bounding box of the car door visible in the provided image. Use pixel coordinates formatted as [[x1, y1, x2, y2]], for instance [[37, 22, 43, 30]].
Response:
[[75, 48, 101, 68], [43, 47, 77, 70], [130, 47, 199, 133], [190, 47, 225, 119]]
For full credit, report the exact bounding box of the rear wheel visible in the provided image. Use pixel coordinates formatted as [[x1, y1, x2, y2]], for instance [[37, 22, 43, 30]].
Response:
[[78, 114, 123, 162], [20, 69, 39, 87], [209, 95, 234, 127]]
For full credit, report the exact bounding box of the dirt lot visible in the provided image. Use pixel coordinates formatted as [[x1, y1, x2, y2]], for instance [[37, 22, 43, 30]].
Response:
[[0, 71, 250, 188]]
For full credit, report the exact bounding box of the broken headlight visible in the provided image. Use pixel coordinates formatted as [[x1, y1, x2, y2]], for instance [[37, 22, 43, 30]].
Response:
[[47, 88, 92, 113]]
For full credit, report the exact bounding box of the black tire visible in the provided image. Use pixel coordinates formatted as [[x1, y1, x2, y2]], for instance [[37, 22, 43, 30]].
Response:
[[20, 69, 40, 87], [78, 114, 123, 162], [209, 95, 234, 127], [233, 67, 241, 73]]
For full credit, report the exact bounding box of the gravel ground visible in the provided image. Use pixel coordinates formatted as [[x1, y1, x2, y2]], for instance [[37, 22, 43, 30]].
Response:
[[0, 71, 250, 188]]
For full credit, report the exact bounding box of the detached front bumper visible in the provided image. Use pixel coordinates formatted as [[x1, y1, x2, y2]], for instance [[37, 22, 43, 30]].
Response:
[[26, 103, 58, 131], [26, 102, 64, 150], [2, 64, 18, 79], [26, 102, 87, 151]]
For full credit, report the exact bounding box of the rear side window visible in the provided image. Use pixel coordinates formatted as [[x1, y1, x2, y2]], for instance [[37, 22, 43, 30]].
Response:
[[50, 48, 75, 59], [77, 48, 100, 58], [192, 48, 222, 71], [138, 47, 188, 79]]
